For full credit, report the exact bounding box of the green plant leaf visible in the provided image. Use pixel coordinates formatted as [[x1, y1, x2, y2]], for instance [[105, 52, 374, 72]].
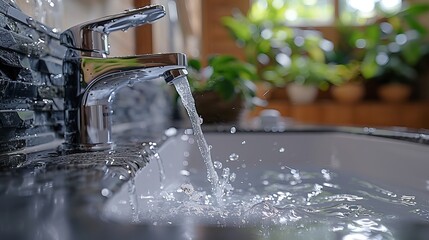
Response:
[[364, 25, 380, 49], [188, 59, 201, 71], [403, 15, 427, 35], [214, 78, 236, 100], [361, 51, 379, 79], [222, 17, 252, 43], [401, 41, 423, 66], [401, 3, 429, 17]]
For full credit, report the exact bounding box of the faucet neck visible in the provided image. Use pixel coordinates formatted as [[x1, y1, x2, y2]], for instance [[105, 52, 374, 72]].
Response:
[[62, 51, 188, 151]]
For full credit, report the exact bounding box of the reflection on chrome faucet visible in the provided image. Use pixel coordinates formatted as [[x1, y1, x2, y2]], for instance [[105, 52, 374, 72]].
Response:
[[60, 5, 187, 151]]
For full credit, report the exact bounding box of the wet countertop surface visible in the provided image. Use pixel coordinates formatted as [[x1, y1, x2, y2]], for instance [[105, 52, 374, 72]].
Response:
[[0, 125, 428, 240], [0, 127, 171, 240]]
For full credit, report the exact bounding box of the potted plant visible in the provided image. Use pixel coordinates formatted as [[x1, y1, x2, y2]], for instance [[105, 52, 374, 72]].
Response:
[[186, 55, 257, 124], [281, 56, 341, 104], [349, 4, 429, 102], [330, 61, 366, 104], [222, 1, 326, 99], [223, 2, 335, 102]]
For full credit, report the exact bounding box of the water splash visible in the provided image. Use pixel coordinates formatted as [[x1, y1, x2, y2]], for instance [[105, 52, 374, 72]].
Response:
[[143, 142, 166, 190], [125, 162, 428, 239]]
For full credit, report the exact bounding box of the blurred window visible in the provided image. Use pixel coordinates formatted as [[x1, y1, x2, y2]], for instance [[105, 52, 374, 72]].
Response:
[[272, 0, 334, 26], [340, 0, 402, 25], [253, 0, 403, 26]]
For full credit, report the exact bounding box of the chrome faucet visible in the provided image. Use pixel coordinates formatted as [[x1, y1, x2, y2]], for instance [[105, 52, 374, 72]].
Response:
[[60, 5, 187, 151]]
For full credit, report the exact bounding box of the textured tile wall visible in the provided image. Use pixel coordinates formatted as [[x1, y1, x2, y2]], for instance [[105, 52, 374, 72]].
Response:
[[0, 0, 65, 153]]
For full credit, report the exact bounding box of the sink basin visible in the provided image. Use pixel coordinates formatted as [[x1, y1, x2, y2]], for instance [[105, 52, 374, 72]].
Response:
[[103, 130, 429, 239]]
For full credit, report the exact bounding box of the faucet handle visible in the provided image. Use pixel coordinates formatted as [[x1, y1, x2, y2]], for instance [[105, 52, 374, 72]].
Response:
[[60, 5, 165, 56]]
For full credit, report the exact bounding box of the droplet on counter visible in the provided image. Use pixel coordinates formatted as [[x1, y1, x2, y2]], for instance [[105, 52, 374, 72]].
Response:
[[180, 135, 189, 141], [229, 153, 239, 161], [164, 127, 177, 137], [184, 129, 193, 135], [279, 147, 285, 152], [242, 141, 246, 145], [230, 127, 237, 134], [101, 188, 111, 197], [180, 170, 190, 176]]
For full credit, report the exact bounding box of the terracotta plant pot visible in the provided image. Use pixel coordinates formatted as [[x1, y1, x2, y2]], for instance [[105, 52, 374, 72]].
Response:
[[331, 82, 365, 104], [192, 91, 244, 124], [286, 83, 318, 104], [378, 83, 411, 103]]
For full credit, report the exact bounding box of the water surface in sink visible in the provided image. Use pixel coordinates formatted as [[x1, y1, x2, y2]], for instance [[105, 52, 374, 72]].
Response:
[[104, 131, 429, 239]]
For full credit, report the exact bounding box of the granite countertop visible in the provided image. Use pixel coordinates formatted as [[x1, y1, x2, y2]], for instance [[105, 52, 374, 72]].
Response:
[[0, 127, 172, 240]]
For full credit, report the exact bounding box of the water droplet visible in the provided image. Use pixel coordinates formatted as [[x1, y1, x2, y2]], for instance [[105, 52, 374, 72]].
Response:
[[101, 188, 111, 197], [181, 135, 189, 141], [180, 170, 190, 176], [230, 127, 236, 134], [241, 141, 246, 144], [198, 117, 204, 124], [229, 153, 239, 161], [262, 180, 269, 186], [222, 167, 230, 178], [279, 147, 285, 152], [164, 127, 177, 137], [321, 169, 331, 181], [214, 161, 222, 169], [184, 129, 193, 135], [160, 191, 175, 201], [230, 172, 236, 182]]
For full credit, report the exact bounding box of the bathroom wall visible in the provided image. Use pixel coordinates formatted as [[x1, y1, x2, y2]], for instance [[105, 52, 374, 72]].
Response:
[[0, 0, 66, 153]]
